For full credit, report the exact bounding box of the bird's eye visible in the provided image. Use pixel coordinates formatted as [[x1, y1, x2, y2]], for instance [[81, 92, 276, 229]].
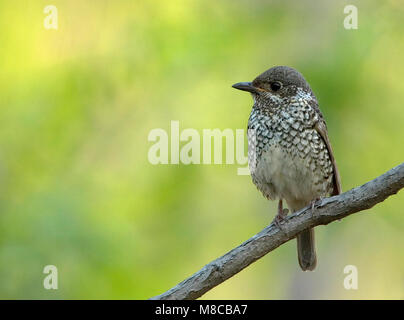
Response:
[[270, 81, 282, 91]]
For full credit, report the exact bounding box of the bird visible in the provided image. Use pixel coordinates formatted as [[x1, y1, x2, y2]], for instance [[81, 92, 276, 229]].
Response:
[[232, 66, 341, 271]]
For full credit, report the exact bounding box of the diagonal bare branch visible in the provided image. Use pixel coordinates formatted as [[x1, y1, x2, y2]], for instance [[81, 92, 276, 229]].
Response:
[[150, 162, 404, 300]]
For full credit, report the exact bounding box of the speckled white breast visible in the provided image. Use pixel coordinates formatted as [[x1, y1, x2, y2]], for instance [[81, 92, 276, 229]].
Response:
[[247, 90, 334, 210]]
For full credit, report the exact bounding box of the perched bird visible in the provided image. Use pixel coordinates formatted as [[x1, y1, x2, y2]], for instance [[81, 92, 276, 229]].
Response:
[[232, 66, 341, 271]]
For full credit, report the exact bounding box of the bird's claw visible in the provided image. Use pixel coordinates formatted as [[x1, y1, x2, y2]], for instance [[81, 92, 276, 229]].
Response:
[[271, 200, 289, 236], [310, 197, 323, 217]]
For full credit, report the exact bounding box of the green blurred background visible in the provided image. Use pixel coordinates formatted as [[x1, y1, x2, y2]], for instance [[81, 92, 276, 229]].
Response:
[[0, 0, 404, 299]]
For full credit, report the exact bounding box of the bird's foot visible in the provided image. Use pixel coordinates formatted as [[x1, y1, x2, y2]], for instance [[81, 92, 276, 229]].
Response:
[[309, 197, 323, 217], [271, 200, 289, 235]]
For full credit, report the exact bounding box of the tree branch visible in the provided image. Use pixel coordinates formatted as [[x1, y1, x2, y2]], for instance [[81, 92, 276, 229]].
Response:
[[150, 162, 404, 300]]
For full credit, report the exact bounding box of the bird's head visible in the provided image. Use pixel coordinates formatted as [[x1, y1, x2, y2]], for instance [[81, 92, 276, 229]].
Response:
[[232, 66, 315, 105]]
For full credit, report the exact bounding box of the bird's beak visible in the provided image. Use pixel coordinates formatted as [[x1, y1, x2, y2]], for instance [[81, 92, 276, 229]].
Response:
[[232, 81, 257, 93]]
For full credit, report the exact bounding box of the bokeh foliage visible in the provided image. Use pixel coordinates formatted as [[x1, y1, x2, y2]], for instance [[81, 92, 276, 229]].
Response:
[[0, 0, 404, 299]]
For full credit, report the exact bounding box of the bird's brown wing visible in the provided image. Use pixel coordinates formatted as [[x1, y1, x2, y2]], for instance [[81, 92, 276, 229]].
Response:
[[314, 120, 342, 196]]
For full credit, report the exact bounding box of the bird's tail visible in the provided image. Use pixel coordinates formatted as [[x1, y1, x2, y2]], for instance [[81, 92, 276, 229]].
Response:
[[297, 228, 317, 271]]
